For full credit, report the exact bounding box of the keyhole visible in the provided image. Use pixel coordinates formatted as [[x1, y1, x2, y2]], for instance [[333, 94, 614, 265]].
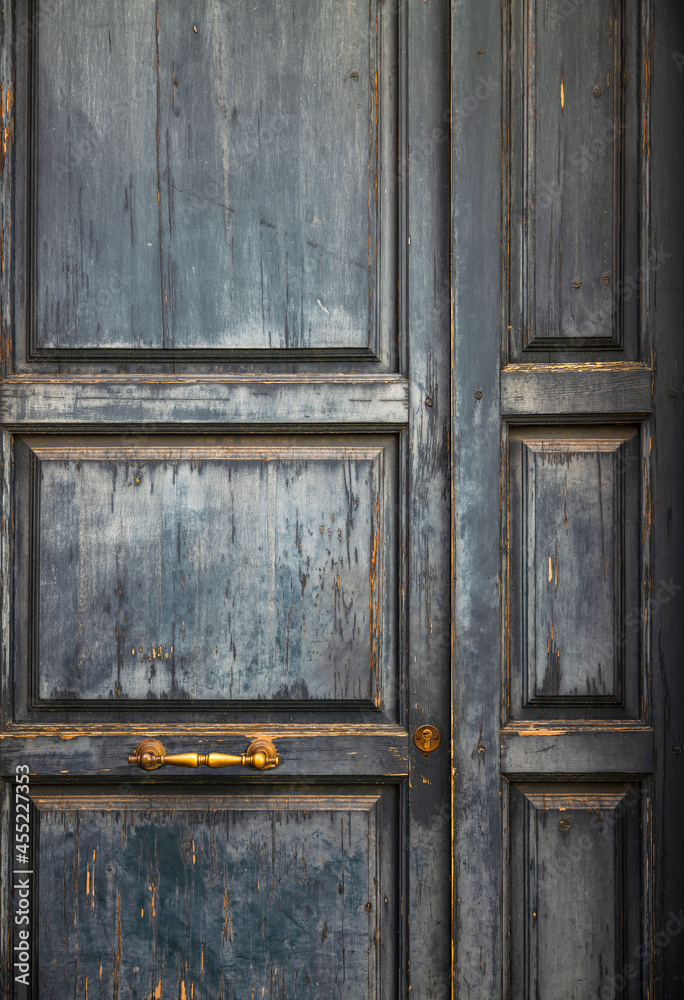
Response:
[[413, 724, 440, 752]]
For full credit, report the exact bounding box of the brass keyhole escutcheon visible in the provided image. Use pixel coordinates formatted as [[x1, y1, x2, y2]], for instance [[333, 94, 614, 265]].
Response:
[[414, 725, 441, 753]]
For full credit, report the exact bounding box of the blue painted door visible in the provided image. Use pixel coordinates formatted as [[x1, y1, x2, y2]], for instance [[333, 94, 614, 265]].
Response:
[[0, 0, 451, 997], [450, 0, 684, 996], [2, 0, 683, 996]]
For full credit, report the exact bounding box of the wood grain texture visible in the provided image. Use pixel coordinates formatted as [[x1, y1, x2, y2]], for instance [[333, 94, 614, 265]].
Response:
[[405, 0, 452, 996], [0, 377, 410, 427], [500, 363, 653, 417], [32, 787, 394, 999], [2, 0, 456, 986], [501, 725, 654, 775], [13, 435, 397, 711], [0, 0, 12, 380], [509, 782, 642, 999], [451, 0, 504, 994], [454, 0, 658, 992], [29, 0, 398, 362], [0, 728, 410, 778], [508, 427, 641, 719], [506, 0, 642, 357], [1, 0, 680, 994]]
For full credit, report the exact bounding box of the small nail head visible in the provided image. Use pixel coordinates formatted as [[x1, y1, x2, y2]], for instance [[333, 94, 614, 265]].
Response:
[[571, 278, 582, 289], [425, 396, 433, 407], [474, 389, 483, 400]]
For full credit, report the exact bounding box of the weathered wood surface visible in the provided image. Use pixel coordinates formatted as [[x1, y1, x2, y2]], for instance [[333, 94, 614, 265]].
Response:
[[501, 363, 652, 416], [451, 0, 504, 994], [1, 0, 681, 995], [1, 0, 454, 996], [507, 0, 640, 354], [406, 0, 452, 996], [0, 728, 409, 778], [509, 783, 642, 999], [508, 427, 641, 719], [0, 377, 410, 426], [455, 0, 663, 997], [13, 435, 397, 709], [501, 725, 654, 775], [32, 0, 396, 360], [33, 787, 395, 999]]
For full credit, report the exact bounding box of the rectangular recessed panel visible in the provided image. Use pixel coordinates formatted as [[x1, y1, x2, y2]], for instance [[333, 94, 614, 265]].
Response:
[[508, 0, 639, 353], [31, 788, 389, 999], [32, 0, 397, 358], [16, 435, 397, 709], [509, 783, 642, 1000], [509, 428, 640, 718]]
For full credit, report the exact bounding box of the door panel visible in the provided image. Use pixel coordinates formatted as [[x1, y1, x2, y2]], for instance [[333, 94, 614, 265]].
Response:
[[1, 0, 452, 996], [14, 434, 397, 714], [453, 0, 680, 996], [509, 783, 643, 1000], [508, 0, 641, 358], [509, 426, 641, 719], [25, 0, 398, 362], [34, 786, 396, 999]]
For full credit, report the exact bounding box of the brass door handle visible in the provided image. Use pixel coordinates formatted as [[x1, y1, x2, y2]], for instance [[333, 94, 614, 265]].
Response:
[[127, 737, 279, 771]]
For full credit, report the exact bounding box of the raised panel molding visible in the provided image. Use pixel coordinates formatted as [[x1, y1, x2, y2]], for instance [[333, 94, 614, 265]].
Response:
[[29, 787, 389, 999], [509, 782, 643, 1000], [17, 0, 401, 363], [506, 0, 645, 357], [12, 434, 399, 717], [508, 427, 641, 719]]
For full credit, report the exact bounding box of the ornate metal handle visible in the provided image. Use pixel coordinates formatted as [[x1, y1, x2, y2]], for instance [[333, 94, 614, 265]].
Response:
[[127, 737, 279, 771]]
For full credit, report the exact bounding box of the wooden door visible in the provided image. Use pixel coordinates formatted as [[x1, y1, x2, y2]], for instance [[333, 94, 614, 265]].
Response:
[[0, 0, 452, 997], [451, 0, 684, 996], [2, 0, 683, 997]]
